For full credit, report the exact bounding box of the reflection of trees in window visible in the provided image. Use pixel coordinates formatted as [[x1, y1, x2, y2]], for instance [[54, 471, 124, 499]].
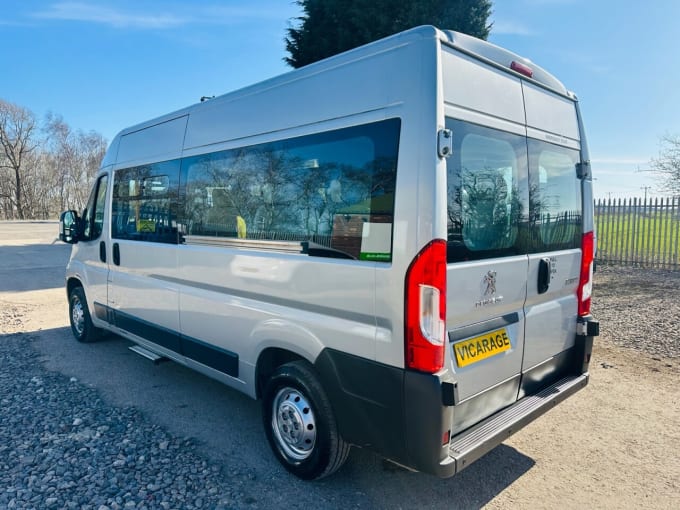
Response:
[[527, 144, 582, 251], [111, 162, 179, 243], [181, 119, 399, 258], [447, 166, 523, 253], [528, 178, 581, 250]]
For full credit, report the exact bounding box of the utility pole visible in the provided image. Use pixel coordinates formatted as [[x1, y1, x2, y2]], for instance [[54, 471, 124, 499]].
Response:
[[641, 186, 652, 203]]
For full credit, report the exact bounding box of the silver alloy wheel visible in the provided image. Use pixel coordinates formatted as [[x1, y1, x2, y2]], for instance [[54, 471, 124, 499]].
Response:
[[71, 295, 85, 336], [271, 387, 317, 462]]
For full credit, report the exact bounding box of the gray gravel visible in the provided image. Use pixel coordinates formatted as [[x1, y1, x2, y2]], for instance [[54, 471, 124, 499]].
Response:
[[0, 333, 252, 510], [592, 265, 680, 358]]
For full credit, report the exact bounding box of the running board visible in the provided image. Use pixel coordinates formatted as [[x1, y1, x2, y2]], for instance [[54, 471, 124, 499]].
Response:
[[448, 373, 589, 473], [129, 345, 168, 364]]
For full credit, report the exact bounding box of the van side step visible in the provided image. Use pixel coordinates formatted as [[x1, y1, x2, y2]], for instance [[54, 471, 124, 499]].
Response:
[[448, 373, 589, 473], [129, 345, 168, 364]]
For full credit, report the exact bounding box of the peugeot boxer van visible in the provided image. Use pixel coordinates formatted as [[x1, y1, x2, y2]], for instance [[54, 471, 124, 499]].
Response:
[[59, 26, 599, 480]]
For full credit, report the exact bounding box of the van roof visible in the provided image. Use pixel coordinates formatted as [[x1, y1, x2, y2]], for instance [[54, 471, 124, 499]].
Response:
[[109, 26, 570, 151], [438, 29, 569, 96]]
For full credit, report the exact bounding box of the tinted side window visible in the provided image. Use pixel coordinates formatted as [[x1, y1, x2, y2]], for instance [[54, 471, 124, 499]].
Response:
[[527, 140, 582, 251], [180, 119, 400, 261], [446, 120, 529, 262], [111, 160, 180, 244], [81, 175, 108, 241]]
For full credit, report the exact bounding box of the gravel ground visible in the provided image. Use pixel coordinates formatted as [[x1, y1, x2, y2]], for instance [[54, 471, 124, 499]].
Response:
[[0, 331, 253, 510], [592, 265, 680, 358]]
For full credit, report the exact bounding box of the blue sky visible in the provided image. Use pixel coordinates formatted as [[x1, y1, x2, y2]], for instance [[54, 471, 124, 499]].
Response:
[[1, 0, 679, 199]]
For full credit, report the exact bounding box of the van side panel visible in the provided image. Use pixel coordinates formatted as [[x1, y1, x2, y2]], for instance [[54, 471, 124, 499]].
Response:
[[177, 250, 378, 390], [117, 116, 188, 166], [184, 43, 418, 151]]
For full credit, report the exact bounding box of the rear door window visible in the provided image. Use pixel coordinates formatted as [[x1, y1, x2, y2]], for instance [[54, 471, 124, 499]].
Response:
[[446, 120, 529, 262], [527, 141, 582, 251]]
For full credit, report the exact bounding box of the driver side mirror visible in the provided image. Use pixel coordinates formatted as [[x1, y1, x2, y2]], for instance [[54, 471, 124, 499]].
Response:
[[59, 210, 80, 244]]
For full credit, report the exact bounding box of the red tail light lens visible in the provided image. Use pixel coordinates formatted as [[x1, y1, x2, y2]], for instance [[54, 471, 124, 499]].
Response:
[[405, 240, 447, 373], [511, 60, 534, 78], [577, 231, 594, 316]]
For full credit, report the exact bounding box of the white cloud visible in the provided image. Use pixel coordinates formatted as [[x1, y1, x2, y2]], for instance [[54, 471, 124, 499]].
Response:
[[31, 2, 296, 30], [33, 2, 187, 29]]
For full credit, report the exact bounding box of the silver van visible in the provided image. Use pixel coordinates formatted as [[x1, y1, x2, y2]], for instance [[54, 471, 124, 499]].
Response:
[[59, 26, 599, 480]]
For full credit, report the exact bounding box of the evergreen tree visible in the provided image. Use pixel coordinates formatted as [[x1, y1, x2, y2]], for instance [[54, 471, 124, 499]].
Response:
[[285, 0, 493, 68]]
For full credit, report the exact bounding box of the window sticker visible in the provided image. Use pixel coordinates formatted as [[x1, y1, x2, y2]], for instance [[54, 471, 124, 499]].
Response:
[[359, 222, 392, 261], [137, 219, 156, 233]]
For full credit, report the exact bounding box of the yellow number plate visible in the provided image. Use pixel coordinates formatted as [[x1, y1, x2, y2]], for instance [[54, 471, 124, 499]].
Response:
[[453, 327, 511, 368]]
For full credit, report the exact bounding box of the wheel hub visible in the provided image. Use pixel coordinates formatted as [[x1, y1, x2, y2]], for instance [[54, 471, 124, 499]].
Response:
[[272, 388, 316, 461], [72, 298, 85, 335]]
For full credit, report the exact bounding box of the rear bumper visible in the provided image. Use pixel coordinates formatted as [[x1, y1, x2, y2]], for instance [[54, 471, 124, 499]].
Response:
[[314, 328, 595, 478], [444, 373, 588, 476]]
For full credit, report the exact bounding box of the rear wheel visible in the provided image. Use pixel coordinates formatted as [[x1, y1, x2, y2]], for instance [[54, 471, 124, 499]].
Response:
[[68, 286, 100, 343], [262, 361, 350, 480]]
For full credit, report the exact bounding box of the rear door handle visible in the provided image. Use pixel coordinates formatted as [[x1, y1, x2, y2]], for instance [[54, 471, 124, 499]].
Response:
[[113, 243, 120, 266], [538, 258, 551, 294], [99, 241, 106, 263]]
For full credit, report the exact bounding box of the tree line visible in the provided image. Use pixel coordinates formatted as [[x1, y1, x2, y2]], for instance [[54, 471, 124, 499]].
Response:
[[0, 98, 107, 220]]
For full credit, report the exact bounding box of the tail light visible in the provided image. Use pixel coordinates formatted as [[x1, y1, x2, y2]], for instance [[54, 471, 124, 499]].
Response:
[[511, 60, 534, 78], [405, 240, 447, 373], [577, 231, 594, 316]]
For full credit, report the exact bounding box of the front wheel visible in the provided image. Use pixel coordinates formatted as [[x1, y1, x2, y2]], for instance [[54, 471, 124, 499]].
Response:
[[68, 286, 100, 343], [262, 361, 350, 480]]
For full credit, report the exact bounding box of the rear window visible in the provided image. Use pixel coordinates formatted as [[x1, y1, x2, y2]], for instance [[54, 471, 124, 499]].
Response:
[[527, 141, 582, 251], [446, 119, 582, 262], [446, 120, 528, 262]]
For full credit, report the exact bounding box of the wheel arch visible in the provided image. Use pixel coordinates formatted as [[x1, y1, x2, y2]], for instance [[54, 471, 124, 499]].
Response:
[[66, 276, 83, 297], [255, 347, 307, 399]]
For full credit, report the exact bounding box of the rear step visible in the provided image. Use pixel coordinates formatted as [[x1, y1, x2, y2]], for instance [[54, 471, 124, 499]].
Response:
[[448, 373, 589, 473], [129, 345, 168, 364]]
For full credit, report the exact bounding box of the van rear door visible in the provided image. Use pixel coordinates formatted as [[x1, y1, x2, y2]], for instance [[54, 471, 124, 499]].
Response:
[[521, 84, 583, 389], [443, 86, 584, 433], [445, 118, 530, 433]]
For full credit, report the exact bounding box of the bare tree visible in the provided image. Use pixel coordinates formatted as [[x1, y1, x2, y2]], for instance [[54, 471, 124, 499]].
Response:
[[0, 99, 39, 219], [43, 112, 108, 215], [0, 100, 107, 220], [650, 134, 680, 196]]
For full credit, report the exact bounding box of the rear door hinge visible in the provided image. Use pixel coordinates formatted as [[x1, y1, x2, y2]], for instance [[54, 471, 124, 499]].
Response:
[[576, 161, 591, 179], [438, 129, 453, 158]]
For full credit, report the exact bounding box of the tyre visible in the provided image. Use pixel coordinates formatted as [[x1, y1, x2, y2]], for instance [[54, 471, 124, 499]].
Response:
[[262, 361, 350, 480], [68, 286, 100, 343]]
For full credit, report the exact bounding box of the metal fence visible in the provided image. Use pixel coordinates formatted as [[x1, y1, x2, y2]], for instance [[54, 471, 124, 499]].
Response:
[[594, 197, 680, 269]]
